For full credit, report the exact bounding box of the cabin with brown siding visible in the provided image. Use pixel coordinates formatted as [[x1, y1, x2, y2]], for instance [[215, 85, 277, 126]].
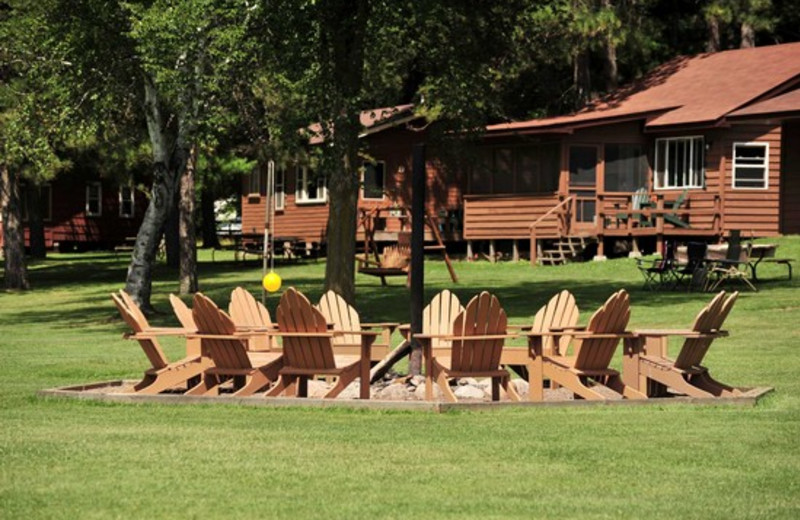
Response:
[[241, 43, 800, 263], [0, 174, 147, 251]]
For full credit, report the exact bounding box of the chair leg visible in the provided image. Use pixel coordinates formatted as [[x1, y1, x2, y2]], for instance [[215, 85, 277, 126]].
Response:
[[605, 375, 647, 399], [547, 367, 615, 400], [325, 365, 359, 398], [501, 376, 521, 402], [646, 369, 714, 398], [231, 370, 272, 397], [265, 374, 294, 397], [431, 361, 457, 402], [690, 371, 740, 397]]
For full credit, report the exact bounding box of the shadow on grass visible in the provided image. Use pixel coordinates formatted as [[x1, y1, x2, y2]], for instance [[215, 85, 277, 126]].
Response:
[[5, 249, 794, 333]]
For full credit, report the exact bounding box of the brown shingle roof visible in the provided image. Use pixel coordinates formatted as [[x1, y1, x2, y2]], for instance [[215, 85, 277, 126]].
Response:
[[727, 88, 800, 118], [308, 104, 415, 144], [486, 42, 800, 134]]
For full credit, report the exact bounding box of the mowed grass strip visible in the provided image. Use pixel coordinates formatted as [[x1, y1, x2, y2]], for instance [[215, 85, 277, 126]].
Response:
[[1, 238, 799, 519]]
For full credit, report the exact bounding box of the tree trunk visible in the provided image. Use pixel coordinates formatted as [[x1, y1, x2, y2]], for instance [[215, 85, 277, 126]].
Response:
[[707, 15, 721, 52], [573, 49, 592, 106], [740, 22, 755, 48], [1, 164, 30, 290], [179, 144, 198, 294], [319, 0, 369, 305], [164, 195, 179, 268], [26, 184, 46, 259], [600, 0, 618, 91], [200, 186, 219, 249], [124, 77, 186, 311]]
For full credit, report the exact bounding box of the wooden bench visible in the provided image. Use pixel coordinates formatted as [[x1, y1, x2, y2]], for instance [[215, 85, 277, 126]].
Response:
[[761, 258, 794, 280]]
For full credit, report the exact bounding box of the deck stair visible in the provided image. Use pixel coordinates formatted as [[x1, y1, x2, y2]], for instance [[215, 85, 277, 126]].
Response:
[[538, 235, 596, 265]]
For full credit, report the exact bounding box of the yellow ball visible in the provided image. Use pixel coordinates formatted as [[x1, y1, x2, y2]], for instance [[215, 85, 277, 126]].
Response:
[[262, 271, 282, 293]]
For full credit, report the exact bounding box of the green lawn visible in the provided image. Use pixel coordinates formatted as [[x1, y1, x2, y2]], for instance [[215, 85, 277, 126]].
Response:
[[2, 239, 800, 519]]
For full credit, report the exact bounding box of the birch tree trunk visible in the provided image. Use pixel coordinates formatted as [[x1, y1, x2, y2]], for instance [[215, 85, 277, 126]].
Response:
[[740, 22, 755, 48], [200, 186, 220, 249], [1, 164, 30, 290], [124, 77, 187, 311], [179, 144, 198, 294], [707, 16, 721, 52]]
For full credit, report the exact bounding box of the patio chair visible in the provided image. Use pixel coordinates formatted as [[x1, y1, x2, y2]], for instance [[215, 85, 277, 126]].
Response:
[[625, 291, 741, 398], [663, 189, 690, 229], [636, 240, 677, 290], [185, 293, 283, 396], [526, 290, 646, 400], [674, 242, 709, 291], [228, 286, 276, 350], [615, 187, 653, 228], [266, 287, 376, 399], [706, 231, 756, 292], [503, 290, 580, 379], [111, 291, 211, 394], [420, 291, 521, 402], [317, 290, 397, 364]]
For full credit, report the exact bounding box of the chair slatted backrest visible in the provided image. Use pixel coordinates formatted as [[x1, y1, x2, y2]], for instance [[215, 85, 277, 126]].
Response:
[[229, 287, 272, 327], [277, 288, 336, 370], [674, 291, 738, 370], [192, 293, 252, 370], [111, 292, 169, 370], [631, 187, 649, 210], [169, 294, 196, 330], [574, 290, 631, 371], [318, 290, 360, 347], [450, 292, 507, 373], [424, 290, 464, 350], [532, 290, 579, 356]]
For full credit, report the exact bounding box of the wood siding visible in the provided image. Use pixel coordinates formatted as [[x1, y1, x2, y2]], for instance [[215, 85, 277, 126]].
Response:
[[463, 194, 561, 239]]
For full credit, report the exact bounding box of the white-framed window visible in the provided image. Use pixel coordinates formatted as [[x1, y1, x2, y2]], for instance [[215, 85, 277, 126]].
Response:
[[248, 165, 265, 196], [296, 166, 326, 204], [86, 182, 102, 216], [362, 161, 385, 200], [119, 185, 135, 218], [732, 142, 769, 189], [275, 168, 285, 211], [654, 136, 705, 189]]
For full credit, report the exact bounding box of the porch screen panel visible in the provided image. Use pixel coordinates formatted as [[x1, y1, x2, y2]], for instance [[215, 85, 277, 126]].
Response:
[[516, 148, 539, 193], [604, 144, 646, 192], [469, 149, 492, 194], [569, 146, 596, 186], [493, 148, 515, 193]]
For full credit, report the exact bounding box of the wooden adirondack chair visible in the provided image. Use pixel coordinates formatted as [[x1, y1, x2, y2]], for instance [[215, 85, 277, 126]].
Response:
[[111, 291, 211, 394], [372, 289, 464, 383], [616, 187, 653, 228], [526, 290, 646, 400], [317, 290, 397, 363], [228, 286, 276, 351], [185, 293, 283, 396], [624, 291, 741, 398], [419, 291, 521, 402], [266, 287, 376, 399], [663, 189, 690, 228], [503, 290, 579, 379]]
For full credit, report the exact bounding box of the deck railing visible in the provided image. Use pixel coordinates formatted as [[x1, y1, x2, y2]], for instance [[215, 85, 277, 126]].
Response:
[[528, 196, 574, 266]]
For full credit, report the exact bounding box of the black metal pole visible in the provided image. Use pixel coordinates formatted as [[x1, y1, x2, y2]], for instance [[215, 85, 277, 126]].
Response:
[[409, 143, 426, 376]]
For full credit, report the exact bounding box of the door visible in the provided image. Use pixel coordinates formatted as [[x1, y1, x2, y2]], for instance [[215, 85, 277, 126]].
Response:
[[781, 120, 800, 234], [568, 145, 599, 228]]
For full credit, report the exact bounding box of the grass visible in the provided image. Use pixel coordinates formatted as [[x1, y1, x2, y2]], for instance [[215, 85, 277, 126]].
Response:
[[2, 238, 800, 519]]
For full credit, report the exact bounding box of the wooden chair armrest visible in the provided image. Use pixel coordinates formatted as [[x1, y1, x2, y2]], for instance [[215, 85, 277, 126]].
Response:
[[634, 328, 728, 338], [277, 332, 336, 338], [415, 333, 517, 341], [361, 322, 399, 331], [332, 330, 381, 337], [549, 325, 586, 332], [506, 324, 533, 331], [570, 332, 637, 339], [185, 333, 251, 340]]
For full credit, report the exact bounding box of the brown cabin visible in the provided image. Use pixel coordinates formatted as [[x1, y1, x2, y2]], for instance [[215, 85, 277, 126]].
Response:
[[241, 105, 464, 249], [0, 175, 147, 251], [242, 43, 800, 263]]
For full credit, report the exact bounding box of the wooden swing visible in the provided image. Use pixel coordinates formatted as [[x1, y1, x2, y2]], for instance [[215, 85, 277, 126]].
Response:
[[356, 207, 458, 286]]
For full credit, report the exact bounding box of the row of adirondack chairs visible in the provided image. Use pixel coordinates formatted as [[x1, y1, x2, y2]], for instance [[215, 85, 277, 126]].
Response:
[[112, 285, 742, 402]]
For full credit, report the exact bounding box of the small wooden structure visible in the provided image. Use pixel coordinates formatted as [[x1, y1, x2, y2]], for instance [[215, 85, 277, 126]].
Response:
[[526, 290, 646, 400], [625, 291, 741, 398], [266, 288, 375, 399], [356, 207, 457, 285], [186, 293, 283, 397], [111, 291, 210, 394], [419, 291, 520, 402]]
